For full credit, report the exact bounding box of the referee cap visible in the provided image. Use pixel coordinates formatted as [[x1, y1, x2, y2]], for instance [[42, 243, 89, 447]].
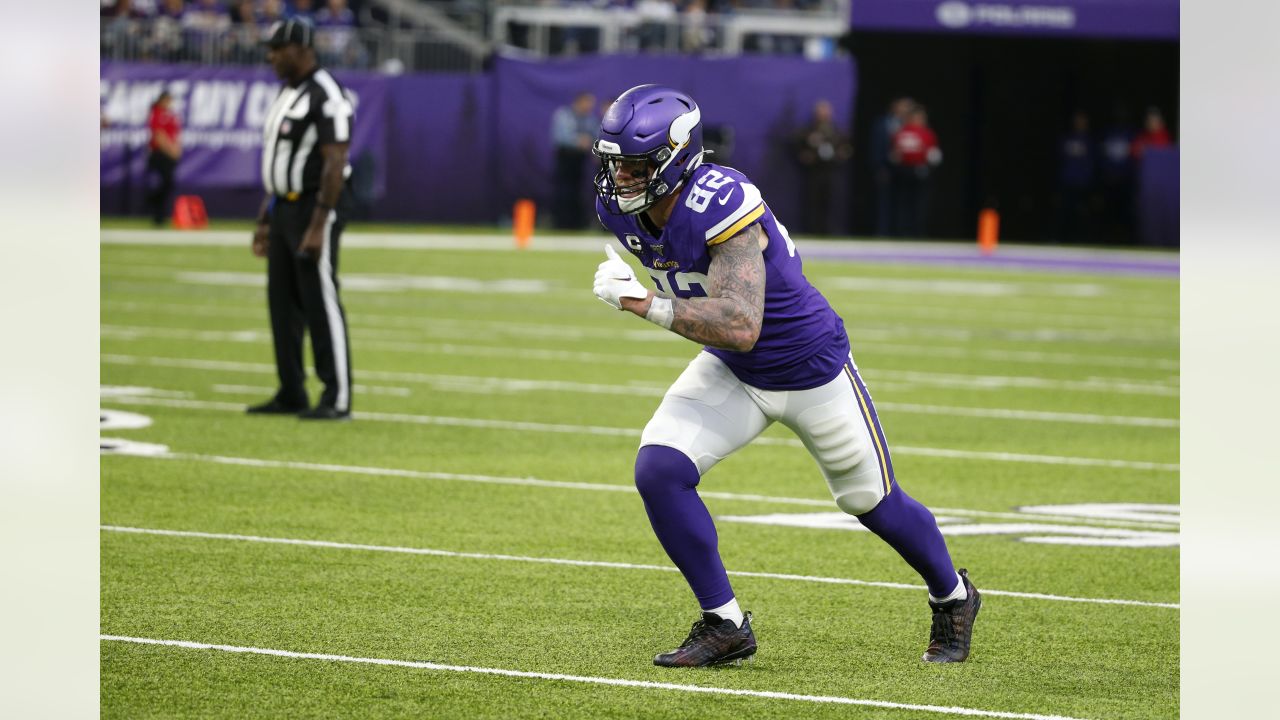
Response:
[[265, 18, 315, 49]]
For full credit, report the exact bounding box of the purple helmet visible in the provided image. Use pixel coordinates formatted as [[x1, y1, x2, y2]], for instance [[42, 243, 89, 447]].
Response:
[[594, 85, 705, 215]]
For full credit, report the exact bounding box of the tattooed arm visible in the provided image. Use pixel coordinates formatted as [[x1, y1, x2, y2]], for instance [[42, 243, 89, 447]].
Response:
[[619, 224, 766, 352]]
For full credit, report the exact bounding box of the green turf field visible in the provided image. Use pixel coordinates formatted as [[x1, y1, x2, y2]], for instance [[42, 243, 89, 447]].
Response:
[[100, 228, 1179, 719]]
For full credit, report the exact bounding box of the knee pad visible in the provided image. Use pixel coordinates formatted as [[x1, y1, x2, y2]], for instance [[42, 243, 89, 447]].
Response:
[[634, 444, 700, 500], [836, 487, 885, 516]]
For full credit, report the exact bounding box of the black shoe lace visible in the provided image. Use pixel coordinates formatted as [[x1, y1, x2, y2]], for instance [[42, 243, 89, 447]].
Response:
[[930, 604, 957, 646], [679, 619, 715, 648]]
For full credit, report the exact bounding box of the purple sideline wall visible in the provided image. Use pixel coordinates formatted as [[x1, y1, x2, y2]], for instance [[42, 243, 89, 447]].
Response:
[[100, 57, 857, 230], [374, 73, 494, 223], [850, 0, 1179, 40], [1137, 147, 1178, 247]]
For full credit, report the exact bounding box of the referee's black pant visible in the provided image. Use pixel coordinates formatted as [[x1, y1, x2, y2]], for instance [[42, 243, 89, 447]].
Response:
[[266, 193, 353, 413]]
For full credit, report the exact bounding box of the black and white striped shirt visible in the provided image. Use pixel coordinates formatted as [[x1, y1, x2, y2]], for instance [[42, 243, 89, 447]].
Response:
[[260, 67, 355, 198]]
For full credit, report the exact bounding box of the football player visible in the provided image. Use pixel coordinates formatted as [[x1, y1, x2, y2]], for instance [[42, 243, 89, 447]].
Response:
[[590, 85, 980, 668]]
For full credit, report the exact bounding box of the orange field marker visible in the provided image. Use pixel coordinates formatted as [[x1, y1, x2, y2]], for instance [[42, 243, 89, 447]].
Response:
[[513, 199, 536, 249], [173, 195, 209, 230], [977, 208, 999, 255]]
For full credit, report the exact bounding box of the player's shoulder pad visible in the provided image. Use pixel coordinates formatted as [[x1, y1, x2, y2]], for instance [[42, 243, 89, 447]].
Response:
[[687, 163, 766, 247]]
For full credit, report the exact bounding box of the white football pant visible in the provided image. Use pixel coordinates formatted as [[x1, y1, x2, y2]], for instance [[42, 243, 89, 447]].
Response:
[[640, 351, 894, 515]]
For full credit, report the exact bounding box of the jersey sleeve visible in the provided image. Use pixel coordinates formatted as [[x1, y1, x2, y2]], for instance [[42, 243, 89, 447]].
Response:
[[689, 166, 766, 247], [312, 70, 355, 145]]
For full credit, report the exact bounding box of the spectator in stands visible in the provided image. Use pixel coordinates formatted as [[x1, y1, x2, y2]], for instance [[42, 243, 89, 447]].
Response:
[[869, 97, 912, 237], [1099, 107, 1136, 243], [1053, 110, 1096, 244], [890, 104, 941, 238], [229, 0, 260, 62], [793, 98, 852, 235], [183, 0, 231, 60], [1131, 106, 1172, 160], [150, 0, 187, 59], [680, 0, 714, 52], [289, 0, 318, 23], [635, 0, 677, 51], [183, 0, 229, 31], [260, 0, 288, 27], [756, 0, 805, 55], [102, 0, 148, 58], [145, 90, 182, 227], [316, 0, 361, 68], [550, 92, 598, 229]]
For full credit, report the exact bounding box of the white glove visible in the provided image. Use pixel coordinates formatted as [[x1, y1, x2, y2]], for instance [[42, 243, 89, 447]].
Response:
[[593, 244, 649, 310]]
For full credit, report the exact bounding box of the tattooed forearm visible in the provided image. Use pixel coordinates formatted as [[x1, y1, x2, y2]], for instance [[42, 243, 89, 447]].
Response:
[[670, 224, 766, 351]]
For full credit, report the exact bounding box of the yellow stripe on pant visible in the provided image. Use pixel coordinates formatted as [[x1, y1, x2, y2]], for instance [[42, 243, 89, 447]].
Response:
[[844, 364, 892, 497]]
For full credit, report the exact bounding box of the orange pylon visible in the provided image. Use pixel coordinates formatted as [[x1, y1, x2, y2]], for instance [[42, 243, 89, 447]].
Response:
[[172, 195, 209, 229], [513, 199, 536, 249], [977, 209, 999, 255]]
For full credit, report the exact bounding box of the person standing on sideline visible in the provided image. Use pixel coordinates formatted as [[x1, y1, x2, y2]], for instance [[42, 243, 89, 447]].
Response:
[[247, 18, 355, 421], [890, 105, 941, 238], [1053, 110, 1096, 243], [591, 85, 979, 668], [1130, 106, 1172, 161], [550, 92, 598, 229], [869, 98, 912, 237], [793, 99, 852, 236], [145, 90, 181, 226]]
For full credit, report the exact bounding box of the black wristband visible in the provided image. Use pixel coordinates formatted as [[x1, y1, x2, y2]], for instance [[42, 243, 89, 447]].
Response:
[[317, 202, 335, 212]]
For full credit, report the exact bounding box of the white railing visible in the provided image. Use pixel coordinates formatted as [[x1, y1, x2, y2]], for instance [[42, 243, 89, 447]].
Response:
[[100, 3, 852, 71], [490, 3, 849, 58], [100, 19, 486, 73]]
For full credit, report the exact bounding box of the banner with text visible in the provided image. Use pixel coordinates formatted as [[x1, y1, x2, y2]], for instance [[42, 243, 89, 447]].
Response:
[[851, 0, 1178, 40], [100, 63, 388, 196]]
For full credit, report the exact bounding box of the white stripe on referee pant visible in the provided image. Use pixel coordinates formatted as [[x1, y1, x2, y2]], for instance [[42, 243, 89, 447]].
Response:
[[318, 209, 350, 411], [289, 125, 317, 195]]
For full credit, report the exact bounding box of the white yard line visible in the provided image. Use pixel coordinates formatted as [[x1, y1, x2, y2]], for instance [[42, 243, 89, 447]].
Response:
[[99, 394, 1180, 472], [103, 299, 1179, 369], [124, 265, 1174, 331], [98, 634, 1095, 720], [99, 525, 1178, 610], [211, 383, 412, 398], [101, 327, 1177, 396], [108, 450, 1179, 531], [102, 354, 1177, 428]]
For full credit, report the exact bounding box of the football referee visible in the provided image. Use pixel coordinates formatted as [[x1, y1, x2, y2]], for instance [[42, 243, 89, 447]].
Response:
[[248, 19, 354, 420]]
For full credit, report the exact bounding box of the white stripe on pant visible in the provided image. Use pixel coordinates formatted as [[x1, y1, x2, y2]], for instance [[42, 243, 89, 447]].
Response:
[[318, 209, 350, 412]]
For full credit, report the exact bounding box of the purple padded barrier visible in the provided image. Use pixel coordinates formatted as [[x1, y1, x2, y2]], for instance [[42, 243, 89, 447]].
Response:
[[1137, 147, 1179, 247], [372, 74, 494, 222]]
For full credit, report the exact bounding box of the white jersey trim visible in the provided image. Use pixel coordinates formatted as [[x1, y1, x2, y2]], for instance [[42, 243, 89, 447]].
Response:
[[703, 182, 763, 243]]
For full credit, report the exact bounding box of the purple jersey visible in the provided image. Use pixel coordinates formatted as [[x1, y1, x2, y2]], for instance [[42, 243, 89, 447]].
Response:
[[596, 163, 850, 390]]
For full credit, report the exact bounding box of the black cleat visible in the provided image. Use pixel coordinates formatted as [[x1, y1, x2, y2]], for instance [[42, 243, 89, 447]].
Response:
[[923, 568, 981, 663], [654, 612, 757, 668], [298, 406, 351, 421], [246, 398, 308, 415]]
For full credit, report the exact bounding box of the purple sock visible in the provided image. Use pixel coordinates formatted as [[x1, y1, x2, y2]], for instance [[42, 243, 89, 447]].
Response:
[[856, 483, 958, 597], [634, 444, 735, 609]]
